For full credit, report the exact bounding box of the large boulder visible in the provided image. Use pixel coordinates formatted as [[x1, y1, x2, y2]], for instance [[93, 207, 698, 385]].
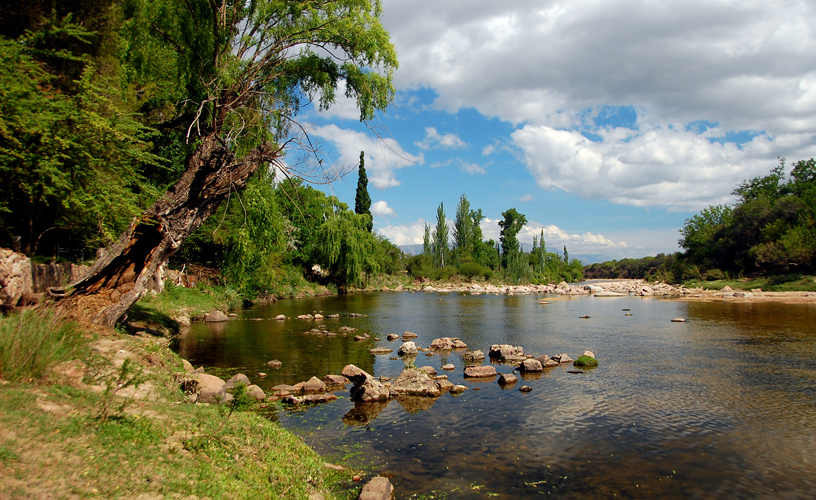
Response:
[[536, 355, 559, 368], [193, 373, 227, 403], [302, 376, 327, 393], [246, 384, 266, 401], [0, 248, 32, 307], [341, 364, 371, 385], [464, 365, 497, 378], [342, 364, 390, 402], [398, 341, 418, 356], [429, 337, 454, 350], [553, 353, 573, 364], [350, 377, 390, 402], [489, 344, 524, 361], [225, 373, 250, 388], [518, 359, 543, 372], [462, 350, 485, 362], [358, 476, 395, 500], [204, 310, 230, 322], [389, 368, 441, 397]]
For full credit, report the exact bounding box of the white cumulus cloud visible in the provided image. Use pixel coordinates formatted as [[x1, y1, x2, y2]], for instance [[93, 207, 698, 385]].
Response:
[[309, 124, 424, 189], [371, 200, 395, 216], [415, 127, 467, 150]]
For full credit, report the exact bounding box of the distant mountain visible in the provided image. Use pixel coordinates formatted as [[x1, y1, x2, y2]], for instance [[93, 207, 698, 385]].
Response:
[[574, 254, 616, 265], [399, 244, 424, 255]]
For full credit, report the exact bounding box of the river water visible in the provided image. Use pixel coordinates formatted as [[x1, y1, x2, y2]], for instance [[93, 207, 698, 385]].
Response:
[[175, 291, 816, 499]]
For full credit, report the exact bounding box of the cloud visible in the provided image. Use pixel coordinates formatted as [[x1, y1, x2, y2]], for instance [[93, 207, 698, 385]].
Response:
[[510, 123, 806, 211], [480, 217, 627, 254], [312, 80, 365, 121], [384, 1, 816, 134], [459, 160, 486, 175], [308, 124, 424, 189], [415, 127, 467, 150], [519, 194, 533, 202], [371, 200, 395, 216], [382, 1, 816, 211], [378, 220, 429, 246]]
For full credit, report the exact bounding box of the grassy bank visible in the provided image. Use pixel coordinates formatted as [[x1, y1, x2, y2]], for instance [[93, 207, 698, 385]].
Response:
[[683, 274, 816, 292], [0, 310, 358, 499]]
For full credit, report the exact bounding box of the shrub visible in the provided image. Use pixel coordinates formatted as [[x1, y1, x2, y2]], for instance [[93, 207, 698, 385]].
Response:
[[573, 355, 598, 368], [458, 261, 484, 281], [0, 310, 85, 382]]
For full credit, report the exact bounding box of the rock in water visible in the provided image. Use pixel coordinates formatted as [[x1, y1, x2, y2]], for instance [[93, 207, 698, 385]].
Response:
[[398, 341, 418, 356], [464, 365, 497, 378], [389, 368, 441, 397]]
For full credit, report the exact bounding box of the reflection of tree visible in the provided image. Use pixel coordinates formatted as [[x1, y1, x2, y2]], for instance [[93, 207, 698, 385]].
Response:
[[343, 401, 389, 426], [395, 395, 439, 414]]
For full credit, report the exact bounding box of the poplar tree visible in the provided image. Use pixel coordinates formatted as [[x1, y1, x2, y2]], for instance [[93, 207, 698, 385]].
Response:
[[453, 193, 472, 250], [499, 208, 527, 269], [432, 202, 448, 268]]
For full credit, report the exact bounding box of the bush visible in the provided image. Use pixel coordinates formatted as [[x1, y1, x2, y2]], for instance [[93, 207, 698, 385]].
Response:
[[573, 355, 598, 368], [433, 266, 457, 281], [405, 254, 433, 279], [458, 261, 484, 281], [0, 310, 85, 382]]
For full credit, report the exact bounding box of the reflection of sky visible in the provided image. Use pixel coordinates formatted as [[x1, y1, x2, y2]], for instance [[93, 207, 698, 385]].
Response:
[[178, 293, 816, 498]]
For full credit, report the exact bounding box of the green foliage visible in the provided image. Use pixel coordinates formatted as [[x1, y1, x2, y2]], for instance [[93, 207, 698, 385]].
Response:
[[679, 158, 816, 275], [499, 208, 527, 269], [0, 32, 162, 254], [135, 281, 244, 321], [406, 254, 434, 279], [453, 194, 473, 255], [458, 261, 485, 281], [216, 171, 285, 298], [573, 355, 598, 368], [0, 310, 86, 382], [354, 151, 372, 232], [584, 253, 679, 282], [432, 202, 449, 268], [314, 211, 379, 287]]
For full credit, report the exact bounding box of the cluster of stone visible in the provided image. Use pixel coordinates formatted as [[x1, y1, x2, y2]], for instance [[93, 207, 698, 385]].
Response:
[[415, 279, 698, 297]]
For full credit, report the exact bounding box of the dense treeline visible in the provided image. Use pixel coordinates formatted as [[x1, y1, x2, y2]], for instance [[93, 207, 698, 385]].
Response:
[[0, 0, 403, 299], [408, 194, 583, 284], [584, 158, 816, 282]]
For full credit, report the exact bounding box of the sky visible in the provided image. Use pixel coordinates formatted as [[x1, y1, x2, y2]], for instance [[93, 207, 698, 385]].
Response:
[[295, 0, 816, 262]]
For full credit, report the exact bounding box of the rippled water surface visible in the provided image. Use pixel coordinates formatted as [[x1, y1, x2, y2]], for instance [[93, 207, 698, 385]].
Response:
[[175, 292, 816, 499]]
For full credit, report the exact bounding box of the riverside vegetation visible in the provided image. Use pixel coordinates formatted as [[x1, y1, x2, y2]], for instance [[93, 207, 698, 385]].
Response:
[[0, 309, 361, 499]]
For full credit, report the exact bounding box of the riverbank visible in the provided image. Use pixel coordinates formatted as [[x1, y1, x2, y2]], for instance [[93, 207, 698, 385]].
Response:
[[0, 312, 361, 499]]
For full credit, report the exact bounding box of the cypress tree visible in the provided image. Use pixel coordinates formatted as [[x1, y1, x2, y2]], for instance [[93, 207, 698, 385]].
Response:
[[354, 151, 372, 232]]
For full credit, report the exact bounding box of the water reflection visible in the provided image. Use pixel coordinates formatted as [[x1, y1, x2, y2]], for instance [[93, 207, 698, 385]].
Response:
[[176, 293, 816, 499]]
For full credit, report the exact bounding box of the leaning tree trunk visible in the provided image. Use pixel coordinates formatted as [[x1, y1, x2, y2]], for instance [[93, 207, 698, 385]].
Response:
[[53, 134, 278, 328]]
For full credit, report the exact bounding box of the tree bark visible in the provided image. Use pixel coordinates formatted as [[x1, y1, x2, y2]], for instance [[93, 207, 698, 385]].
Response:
[[53, 134, 278, 327]]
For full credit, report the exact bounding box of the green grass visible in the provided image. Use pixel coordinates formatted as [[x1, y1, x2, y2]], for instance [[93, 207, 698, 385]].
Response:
[[0, 310, 87, 382], [134, 281, 244, 322], [0, 324, 359, 499], [684, 274, 816, 292], [573, 355, 599, 368]]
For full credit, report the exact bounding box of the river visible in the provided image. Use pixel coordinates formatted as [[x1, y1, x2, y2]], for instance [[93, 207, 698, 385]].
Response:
[[175, 291, 816, 499]]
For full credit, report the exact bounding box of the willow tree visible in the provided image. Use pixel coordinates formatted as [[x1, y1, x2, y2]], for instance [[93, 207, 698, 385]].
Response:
[[56, 0, 397, 327]]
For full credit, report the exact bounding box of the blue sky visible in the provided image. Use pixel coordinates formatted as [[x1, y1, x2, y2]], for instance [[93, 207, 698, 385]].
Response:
[[293, 0, 816, 261]]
